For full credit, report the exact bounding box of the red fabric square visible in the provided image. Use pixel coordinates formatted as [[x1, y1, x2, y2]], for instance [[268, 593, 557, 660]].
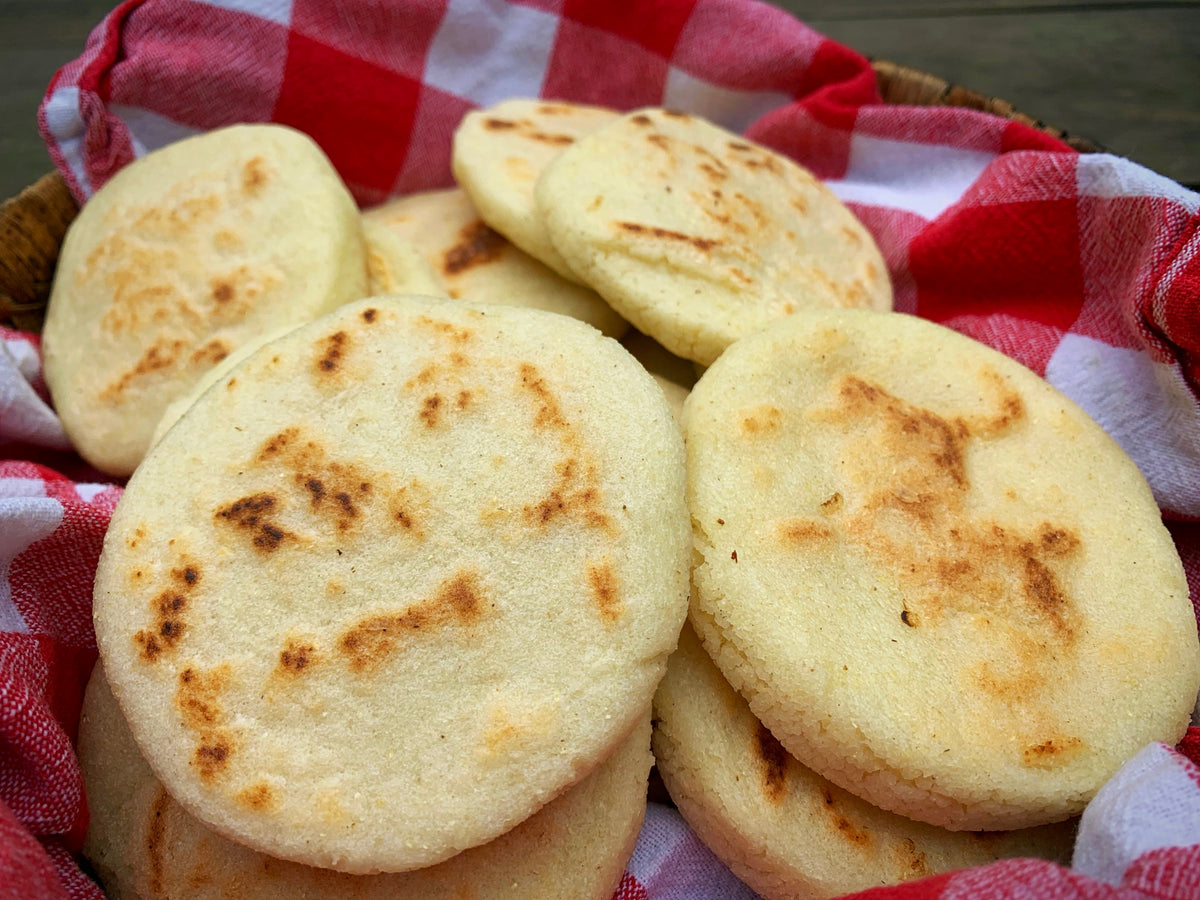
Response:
[[108, 0, 288, 126], [1072, 195, 1185, 353], [562, 0, 696, 59], [542, 20, 669, 109], [667, 0, 822, 94], [391, 87, 473, 195], [273, 32, 421, 199], [911, 198, 1086, 335], [289, 0, 448, 78], [746, 104, 853, 181]]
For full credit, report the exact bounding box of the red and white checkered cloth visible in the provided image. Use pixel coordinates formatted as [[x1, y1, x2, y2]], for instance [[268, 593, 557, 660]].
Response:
[[4, 0, 1197, 897]]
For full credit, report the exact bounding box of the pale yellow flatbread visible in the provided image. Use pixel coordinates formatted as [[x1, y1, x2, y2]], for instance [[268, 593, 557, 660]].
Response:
[[362, 187, 627, 336], [93, 295, 688, 873], [452, 98, 619, 282], [42, 123, 367, 476], [536, 108, 892, 366], [79, 663, 650, 900], [684, 308, 1199, 831], [653, 624, 1077, 900]]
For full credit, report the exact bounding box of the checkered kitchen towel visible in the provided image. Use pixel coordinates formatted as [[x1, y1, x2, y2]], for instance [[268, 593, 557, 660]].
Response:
[[3, 0, 1198, 897]]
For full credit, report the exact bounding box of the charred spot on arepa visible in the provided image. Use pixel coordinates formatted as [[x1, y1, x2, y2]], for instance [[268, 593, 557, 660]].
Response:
[[315, 330, 349, 375], [820, 786, 873, 849], [443, 220, 507, 275], [189, 337, 230, 366], [739, 404, 782, 436], [278, 637, 320, 675], [337, 570, 490, 672], [614, 221, 721, 253], [241, 155, 270, 194], [214, 492, 291, 553], [481, 115, 575, 146], [754, 720, 791, 803], [134, 558, 203, 662]]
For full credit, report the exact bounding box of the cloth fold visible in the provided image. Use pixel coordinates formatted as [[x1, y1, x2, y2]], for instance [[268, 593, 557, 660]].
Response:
[[1, 0, 1196, 896]]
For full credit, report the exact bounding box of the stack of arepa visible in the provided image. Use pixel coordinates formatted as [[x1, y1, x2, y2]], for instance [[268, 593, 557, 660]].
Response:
[[48, 101, 1200, 900]]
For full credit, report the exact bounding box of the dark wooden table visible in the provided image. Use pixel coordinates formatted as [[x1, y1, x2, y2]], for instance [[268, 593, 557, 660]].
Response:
[[2, 0, 1198, 202]]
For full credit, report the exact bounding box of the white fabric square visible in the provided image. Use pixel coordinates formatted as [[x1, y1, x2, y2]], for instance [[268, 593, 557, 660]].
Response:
[[828, 134, 995, 221], [42, 86, 93, 197], [1077, 153, 1200, 214], [0, 495, 64, 635], [1044, 332, 1200, 513], [109, 105, 204, 158], [195, 0, 293, 26], [662, 67, 791, 133], [423, 0, 559, 107]]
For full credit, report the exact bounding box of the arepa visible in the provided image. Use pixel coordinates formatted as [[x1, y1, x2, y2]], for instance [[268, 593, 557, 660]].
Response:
[[92, 295, 688, 873], [535, 108, 892, 366], [42, 123, 368, 476], [362, 187, 627, 336], [684, 308, 1199, 831], [79, 664, 651, 900], [653, 624, 1076, 900], [452, 98, 619, 282]]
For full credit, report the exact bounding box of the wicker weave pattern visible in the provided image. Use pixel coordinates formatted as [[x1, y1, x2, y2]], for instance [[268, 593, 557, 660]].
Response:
[[0, 61, 1099, 333]]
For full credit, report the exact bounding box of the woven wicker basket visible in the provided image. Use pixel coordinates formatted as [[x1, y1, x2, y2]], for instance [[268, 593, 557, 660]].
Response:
[[0, 60, 1102, 334]]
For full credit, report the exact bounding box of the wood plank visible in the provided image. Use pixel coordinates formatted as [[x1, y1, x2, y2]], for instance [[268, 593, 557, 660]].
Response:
[[779, 3, 1200, 187]]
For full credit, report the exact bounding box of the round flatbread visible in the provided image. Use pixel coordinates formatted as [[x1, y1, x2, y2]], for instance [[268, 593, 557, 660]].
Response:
[[93, 295, 688, 873], [684, 308, 1200, 831], [42, 123, 368, 476], [535, 108, 892, 366], [653, 624, 1077, 900], [362, 187, 627, 336], [79, 663, 650, 900], [361, 218, 447, 297], [452, 98, 619, 282]]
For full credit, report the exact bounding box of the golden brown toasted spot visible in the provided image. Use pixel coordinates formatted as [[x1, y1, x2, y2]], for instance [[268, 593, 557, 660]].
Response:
[[662, 109, 691, 119], [821, 492, 843, 513], [211, 280, 235, 303], [481, 115, 574, 145], [237, 781, 278, 812], [900, 607, 919, 627], [1022, 735, 1083, 768], [415, 315, 476, 344], [443, 220, 508, 276], [518, 362, 568, 429], [100, 338, 187, 401], [894, 838, 932, 880], [190, 338, 230, 366], [586, 559, 622, 623], [789, 195, 809, 215], [338, 570, 489, 672], [630, 113, 653, 126], [728, 266, 754, 285], [127, 524, 149, 550], [316, 330, 348, 374], [146, 787, 171, 896], [214, 493, 290, 553], [755, 721, 790, 803], [968, 368, 1027, 436], [361, 307, 378, 324], [777, 517, 832, 545], [258, 427, 298, 460], [456, 389, 473, 410], [420, 393, 444, 428], [614, 221, 720, 252], [739, 404, 782, 436], [727, 140, 753, 151], [278, 638, 319, 675], [176, 665, 236, 782], [193, 739, 234, 781], [821, 787, 872, 848], [242, 156, 269, 193]]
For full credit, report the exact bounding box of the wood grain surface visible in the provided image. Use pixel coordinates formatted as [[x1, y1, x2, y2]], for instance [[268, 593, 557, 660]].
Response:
[[0, 0, 1196, 202]]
